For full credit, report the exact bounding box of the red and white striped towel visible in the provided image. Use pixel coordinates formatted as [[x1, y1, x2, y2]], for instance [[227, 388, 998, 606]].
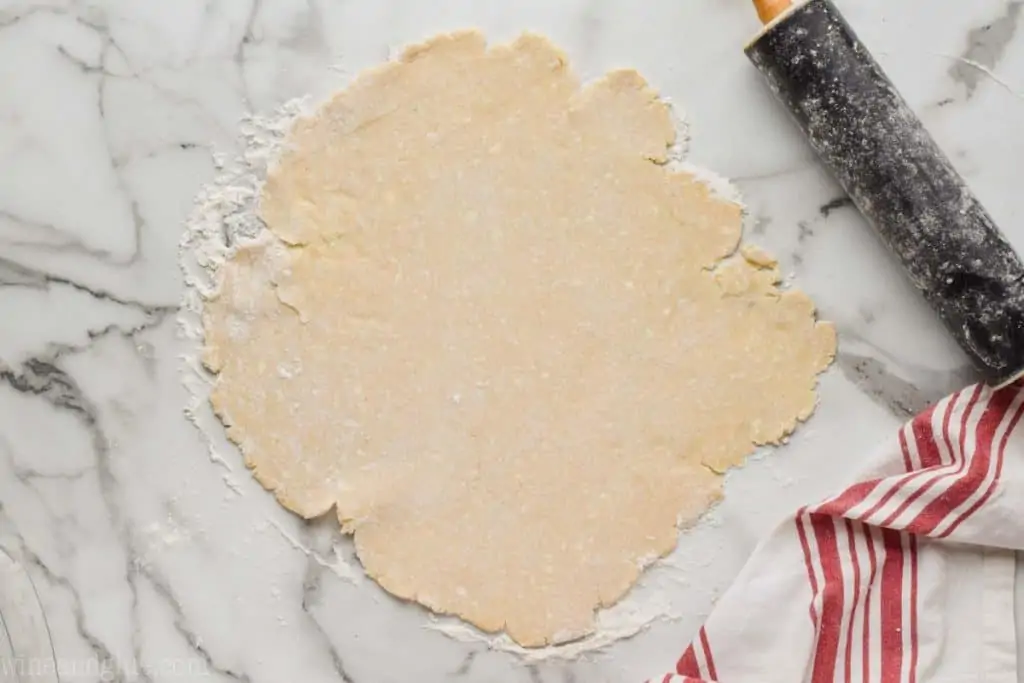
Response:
[[656, 380, 1024, 683]]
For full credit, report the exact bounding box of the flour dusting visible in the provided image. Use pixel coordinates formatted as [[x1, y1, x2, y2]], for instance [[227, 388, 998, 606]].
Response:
[[178, 97, 370, 584], [426, 590, 679, 661], [179, 97, 309, 425]]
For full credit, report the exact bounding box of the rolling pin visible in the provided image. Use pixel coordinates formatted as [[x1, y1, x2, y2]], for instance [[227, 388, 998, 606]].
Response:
[[745, 0, 1024, 387]]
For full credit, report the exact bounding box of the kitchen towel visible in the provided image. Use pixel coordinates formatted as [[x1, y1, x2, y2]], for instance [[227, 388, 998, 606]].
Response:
[[657, 380, 1024, 683]]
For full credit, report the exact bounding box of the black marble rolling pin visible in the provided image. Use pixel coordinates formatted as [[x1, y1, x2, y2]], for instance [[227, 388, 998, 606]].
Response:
[[745, 0, 1024, 387]]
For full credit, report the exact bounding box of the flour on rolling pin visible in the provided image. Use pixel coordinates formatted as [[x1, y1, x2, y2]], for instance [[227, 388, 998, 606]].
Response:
[[747, 0, 1024, 387]]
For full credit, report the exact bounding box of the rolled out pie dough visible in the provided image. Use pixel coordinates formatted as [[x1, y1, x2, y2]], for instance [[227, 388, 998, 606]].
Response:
[[203, 31, 836, 647]]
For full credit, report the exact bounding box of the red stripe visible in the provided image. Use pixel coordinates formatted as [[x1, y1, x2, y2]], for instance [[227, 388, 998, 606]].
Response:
[[910, 389, 1014, 535], [809, 516, 844, 683], [675, 644, 700, 678], [862, 527, 878, 683], [796, 510, 820, 625], [939, 391, 1024, 538], [854, 479, 910, 524], [814, 402, 928, 519], [908, 535, 919, 683], [879, 530, 905, 683], [899, 428, 914, 471], [954, 387, 980, 466], [817, 480, 882, 518], [843, 519, 861, 683], [815, 410, 920, 520], [912, 403, 943, 468], [938, 390, 957, 465], [878, 387, 983, 527], [661, 674, 674, 683], [698, 628, 717, 681], [852, 395, 959, 525]]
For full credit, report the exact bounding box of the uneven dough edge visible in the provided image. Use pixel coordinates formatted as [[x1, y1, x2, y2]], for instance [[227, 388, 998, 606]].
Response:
[[201, 29, 838, 648]]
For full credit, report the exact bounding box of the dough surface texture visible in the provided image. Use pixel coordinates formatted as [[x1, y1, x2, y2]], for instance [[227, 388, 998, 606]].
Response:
[[202, 31, 836, 647]]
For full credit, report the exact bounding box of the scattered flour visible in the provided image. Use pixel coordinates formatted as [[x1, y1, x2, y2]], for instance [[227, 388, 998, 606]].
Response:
[[178, 97, 367, 590], [426, 591, 680, 662], [178, 97, 312, 474]]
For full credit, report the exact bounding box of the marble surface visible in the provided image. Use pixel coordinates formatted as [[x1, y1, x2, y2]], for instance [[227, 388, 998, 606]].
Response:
[[1, 0, 1023, 681]]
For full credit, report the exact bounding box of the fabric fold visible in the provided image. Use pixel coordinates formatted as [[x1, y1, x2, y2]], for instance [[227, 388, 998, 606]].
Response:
[[655, 381, 1024, 683]]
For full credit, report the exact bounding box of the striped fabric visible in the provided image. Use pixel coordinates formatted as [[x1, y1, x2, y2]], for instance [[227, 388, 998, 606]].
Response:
[[656, 381, 1024, 683]]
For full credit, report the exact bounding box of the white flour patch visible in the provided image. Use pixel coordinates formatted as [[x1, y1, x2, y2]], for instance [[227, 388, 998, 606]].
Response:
[[663, 99, 692, 166], [677, 162, 746, 205], [426, 592, 679, 661], [179, 97, 312, 475], [178, 78, 754, 659]]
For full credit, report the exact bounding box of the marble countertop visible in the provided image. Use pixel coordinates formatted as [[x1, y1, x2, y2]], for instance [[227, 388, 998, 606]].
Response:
[[2, 0, 1023, 681]]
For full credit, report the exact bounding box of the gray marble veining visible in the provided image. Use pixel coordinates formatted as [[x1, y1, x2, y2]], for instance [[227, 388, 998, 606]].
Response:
[[1, 1, 1022, 681]]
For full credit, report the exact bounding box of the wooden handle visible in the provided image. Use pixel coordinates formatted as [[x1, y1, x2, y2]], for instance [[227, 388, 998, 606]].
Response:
[[754, 0, 793, 24]]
